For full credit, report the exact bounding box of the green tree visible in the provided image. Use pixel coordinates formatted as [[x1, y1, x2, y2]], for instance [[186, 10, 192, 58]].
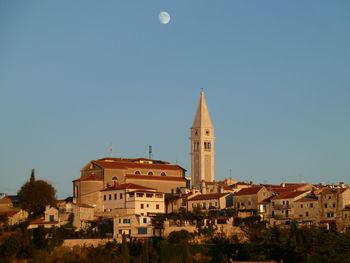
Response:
[[141, 239, 149, 263], [18, 170, 56, 216], [121, 234, 130, 263]]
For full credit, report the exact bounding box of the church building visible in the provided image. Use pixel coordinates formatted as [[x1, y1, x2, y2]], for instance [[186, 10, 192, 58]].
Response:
[[190, 91, 215, 188]]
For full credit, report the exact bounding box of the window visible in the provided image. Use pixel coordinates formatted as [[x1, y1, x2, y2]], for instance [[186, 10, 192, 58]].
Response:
[[123, 218, 130, 224], [156, 204, 160, 210], [138, 227, 147, 235], [310, 203, 313, 208], [195, 130, 198, 136], [143, 218, 147, 223], [271, 211, 275, 217], [109, 194, 111, 200], [135, 171, 141, 175], [283, 201, 285, 205], [141, 204, 144, 209], [305, 211, 309, 217], [206, 130, 210, 135], [286, 201, 289, 205], [215, 202, 218, 207], [120, 193, 123, 199], [148, 171, 153, 176], [161, 172, 166, 176], [333, 203, 336, 208], [114, 194, 117, 200], [345, 214, 348, 219], [328, 195, 331, 200], [146, 204, 149, 207], [104, 195, 106, 201], [49, 215, 55, 222], [324, 204, 328, 208], [248, 201, 252, 206], [301, 204, 303, 208], [203, 203, 206, 209], [272, 202, 275, 206], [119, 219, 121, 223], [119, 229, 122, 234]]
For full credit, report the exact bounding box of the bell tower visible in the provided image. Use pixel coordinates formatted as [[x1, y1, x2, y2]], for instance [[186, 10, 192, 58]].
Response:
[[190, 90, 215, 188]]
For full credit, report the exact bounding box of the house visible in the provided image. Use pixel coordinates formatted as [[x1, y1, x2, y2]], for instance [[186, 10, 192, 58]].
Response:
[[28, 206, 60, 229], [73, 157, 188, 211], [234, 186, 271, 216], [101, 183, 165, 216], [342, 205, 350, 231], [0, 209, 28, 226], [72, 203, 95, 230], [269, 191, 310, 225], [113, 214, 154, 240], [0, 196, 13, 211], [187, 193, 233, 212], [315, 187, 350, 230], [293, 195, 319, 227]]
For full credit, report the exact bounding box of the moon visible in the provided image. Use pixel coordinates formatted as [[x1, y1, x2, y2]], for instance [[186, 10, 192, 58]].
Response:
[[159, 11, 170, 25]]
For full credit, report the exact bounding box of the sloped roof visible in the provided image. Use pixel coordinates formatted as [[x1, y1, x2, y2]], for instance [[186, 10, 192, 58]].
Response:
[[92, 158, 186, 171], [188, 193, 229, 201], [102, 183, 155, 192], [295, 196, 318, 202], [271, 191, 308, 200], [73, 173, 103, 182], [0, 209, 21, 217], [192, 90, 213, 128], [125, 174, 187, 182], [234, 186, 264, 196]]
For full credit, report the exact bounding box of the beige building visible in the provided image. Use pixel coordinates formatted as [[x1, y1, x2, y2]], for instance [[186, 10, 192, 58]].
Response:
[[269, 191, 310, 225], [234, 186, 271, 211], [342, 205, 350, 231], [113, 214, 154, 240], [73, 157, 188, 211], [0, 209, 28, 226], [191, 91, 215, 188], [187, 193, 232, 212], [293, 196, 319, 226], [316, 187, 350, 229], [101, 183, 165, 215]]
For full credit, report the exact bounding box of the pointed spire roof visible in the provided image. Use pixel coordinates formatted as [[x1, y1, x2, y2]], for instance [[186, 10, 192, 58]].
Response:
[[192, 90, 213, 128]]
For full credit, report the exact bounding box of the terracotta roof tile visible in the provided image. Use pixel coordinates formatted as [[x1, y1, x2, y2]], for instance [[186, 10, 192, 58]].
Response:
[[188, 193, 230, 201], [295, 196, 318, 202], [125, 174, 187, 182], [102, 183, 155, 191], [73, 173, 103, 182], [93, 159, 186, 171], [234, 186, 264, 196], [271, 191, 308, 200]]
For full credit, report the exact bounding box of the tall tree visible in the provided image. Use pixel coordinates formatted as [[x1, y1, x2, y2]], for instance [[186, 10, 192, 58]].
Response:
[[18, 171, 56, 216], [121, 234, 130, 263]]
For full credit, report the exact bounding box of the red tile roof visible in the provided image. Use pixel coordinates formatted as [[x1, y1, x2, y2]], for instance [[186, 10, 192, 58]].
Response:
[[271, 191, 308, 200], [295, 196, 318, 202], [73, 173, 103, 182], [234, 186, 264, 196], [102, 183, 155, 191], [342, 205, 350, 211], [0, 209, 21, 217], [92, 159, 186, 171], [125, 175, 187, 182], [188, 193, 230, 201]]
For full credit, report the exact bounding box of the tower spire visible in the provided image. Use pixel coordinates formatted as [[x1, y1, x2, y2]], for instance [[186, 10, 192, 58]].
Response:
[[190, 90, 215, 188]]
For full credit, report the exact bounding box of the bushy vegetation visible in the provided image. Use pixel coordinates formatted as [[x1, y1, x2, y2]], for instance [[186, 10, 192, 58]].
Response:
[[1, 222, 350, 263]]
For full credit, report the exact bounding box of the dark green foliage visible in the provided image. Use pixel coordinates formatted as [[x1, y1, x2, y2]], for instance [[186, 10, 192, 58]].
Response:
[[121, 234, 130, 263], [17, 172, 56, 217], [168, 230, 193, 244]]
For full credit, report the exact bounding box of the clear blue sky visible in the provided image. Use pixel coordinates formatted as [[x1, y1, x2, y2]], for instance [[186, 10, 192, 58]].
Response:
[[1, 1, 350, 198]]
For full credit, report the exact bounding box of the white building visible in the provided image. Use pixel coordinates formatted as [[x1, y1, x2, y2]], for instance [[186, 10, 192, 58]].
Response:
[[101, 183, 165, 215]]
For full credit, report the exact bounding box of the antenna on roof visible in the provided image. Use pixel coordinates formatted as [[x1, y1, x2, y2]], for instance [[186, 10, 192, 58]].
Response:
[[109, 143, 113, 157], [148, 145, 153, 160]]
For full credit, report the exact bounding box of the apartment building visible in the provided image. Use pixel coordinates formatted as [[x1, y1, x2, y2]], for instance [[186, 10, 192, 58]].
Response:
[[101, 183, 165, 215]]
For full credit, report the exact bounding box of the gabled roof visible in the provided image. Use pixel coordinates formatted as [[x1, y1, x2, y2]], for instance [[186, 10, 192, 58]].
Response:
[[101, 183, 155, 192], [73, 173, 103, 182], [91, 158, 186, 171], [295, 196, 318, 202], [342, 205, 350, 211], [234, 186, 264, 196], [188, 193, 230, 201], [0, 209, 21, 217], [271, 191, 308, 200], [125, 175, 187, 182]]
